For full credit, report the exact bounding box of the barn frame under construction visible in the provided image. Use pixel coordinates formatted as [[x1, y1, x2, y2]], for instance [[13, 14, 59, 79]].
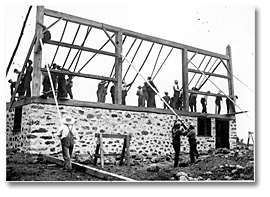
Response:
[[6, 6, 238, 158]]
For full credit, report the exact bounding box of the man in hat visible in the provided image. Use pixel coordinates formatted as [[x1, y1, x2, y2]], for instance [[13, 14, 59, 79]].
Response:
[[57, 116, 77, 171], [66, 76, 73, 99], [226, 95, 238, 114], [22, 59, 33, 97], [136, 85, 144, 107], [173, 80, 180, 109], [182, 123, 200, 164], [97, 80, 107, 103], [146, 76, 158, 108], [162, 92, 170, 109], [171, 120, 184, 168]]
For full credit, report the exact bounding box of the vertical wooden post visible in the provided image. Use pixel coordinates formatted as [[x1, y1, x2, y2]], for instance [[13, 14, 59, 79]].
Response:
[[182, 48, 189, 111], [32, 6, 44, 97], [226, 45, 235, 97], [100, 134, 104, 168], [126, 135, 130, 167], [114, 31, 123, 104]]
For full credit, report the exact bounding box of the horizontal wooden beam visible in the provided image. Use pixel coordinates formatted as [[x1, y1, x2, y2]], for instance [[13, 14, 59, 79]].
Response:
[[188, 68, 230, 79], [95, 133, 131, 139], [44, 8, 229, 60], [188, 90, 229, 98], [40, 68, 117, 82], [43, 155, 135, 181], [45, 40, 117, 57]]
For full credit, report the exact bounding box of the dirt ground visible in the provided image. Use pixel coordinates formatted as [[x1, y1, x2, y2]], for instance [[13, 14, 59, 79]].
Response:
[[6, 143, 254, 182]]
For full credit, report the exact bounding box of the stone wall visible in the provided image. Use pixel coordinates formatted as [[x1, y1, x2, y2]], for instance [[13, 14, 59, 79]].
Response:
[[6, 103, 236, 158]]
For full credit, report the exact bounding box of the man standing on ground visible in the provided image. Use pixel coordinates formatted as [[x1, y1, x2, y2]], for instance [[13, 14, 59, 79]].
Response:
[[57, 116, 77, 171]]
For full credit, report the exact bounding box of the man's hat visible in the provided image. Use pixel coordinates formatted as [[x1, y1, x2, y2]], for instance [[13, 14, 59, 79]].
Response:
[[147, 76, 152, 80], [164, 91, 168, 94], [138, 85, 142, 89], [62, 116, 75, 125]]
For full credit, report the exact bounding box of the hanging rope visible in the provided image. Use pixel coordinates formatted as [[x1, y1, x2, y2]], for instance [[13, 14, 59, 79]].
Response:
[[152, 47, 173, 81], [39, 39, 63, 124], [150, 45, 163, 78], [188, 58, 254, 122], [123, 40, 143, 80], [127, 43, 155, 91]]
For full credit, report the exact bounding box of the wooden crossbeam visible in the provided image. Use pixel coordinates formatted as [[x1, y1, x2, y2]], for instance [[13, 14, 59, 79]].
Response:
[[40, 68, 117, 82], [94, 133, 132, 168], [44, 40, 117, 57], [188, 90, 229, 98], [188, 68, 230, 79], [44, 8, 229, 60]]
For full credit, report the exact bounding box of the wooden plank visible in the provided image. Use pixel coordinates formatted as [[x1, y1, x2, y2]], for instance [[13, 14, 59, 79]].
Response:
[[94, 153, 122, 158], [95, 133, 130, 139], [182, 49, 189, 111], [32, 6, 44, 97], [188, 68, 230, 79], [119, 138, 126, 166], [93, 143, 100, 165], [43, 8, 229, 60], [188, 90, 229, 98], [226, 45, 235, 97], [43, 155, 135, 181], [44, 40, 117, 57], [40, 68, 116, 82]]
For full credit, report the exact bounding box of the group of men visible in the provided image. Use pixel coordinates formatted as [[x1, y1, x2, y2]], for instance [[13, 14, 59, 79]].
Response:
[[8, 59, 33, 100], [41, 63, 73, 99], [161, 80, 238, 114]]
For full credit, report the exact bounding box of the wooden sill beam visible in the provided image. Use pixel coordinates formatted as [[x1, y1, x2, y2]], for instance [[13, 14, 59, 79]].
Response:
[[188, 68, 230, 79], [45, 40, 117, 57], [40, 68, 117, 82], [43, 8, 229, 60], [188, 90, 229, 98]]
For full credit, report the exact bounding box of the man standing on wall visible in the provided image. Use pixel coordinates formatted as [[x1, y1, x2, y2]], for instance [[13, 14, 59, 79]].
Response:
[[162, 92, 170, 109], [173, 80, 180, 109], [57, 116, 77, 171], [22, 59, 33, 97]]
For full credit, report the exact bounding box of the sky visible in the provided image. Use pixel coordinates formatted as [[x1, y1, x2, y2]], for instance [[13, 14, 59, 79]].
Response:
[[3, 4, 255, 143], [1, 0, 270, 195]]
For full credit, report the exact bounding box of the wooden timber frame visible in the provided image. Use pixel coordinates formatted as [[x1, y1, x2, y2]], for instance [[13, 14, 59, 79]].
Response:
[[22, 6, 235, 114], [93, 133, 131, 168]]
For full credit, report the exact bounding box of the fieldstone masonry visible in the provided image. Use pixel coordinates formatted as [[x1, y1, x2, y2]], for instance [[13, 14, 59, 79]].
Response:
[[6, 103, 237, 159]]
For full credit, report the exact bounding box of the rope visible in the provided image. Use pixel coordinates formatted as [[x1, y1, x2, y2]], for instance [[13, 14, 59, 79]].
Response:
[[39, 39, 63, 124], [188, 58, 254, 122]]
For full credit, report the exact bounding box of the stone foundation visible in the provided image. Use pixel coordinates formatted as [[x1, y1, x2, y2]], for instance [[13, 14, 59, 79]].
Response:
[[6, 102, 237, 158]]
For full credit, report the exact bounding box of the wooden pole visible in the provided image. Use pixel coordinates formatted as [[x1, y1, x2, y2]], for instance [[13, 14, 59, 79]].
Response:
[[6, 6, 32, 76], [115, 31, 123, 104], [32, 6, 44, 97], [226, 45, 235, 97], [182, 49, 189, 111]]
